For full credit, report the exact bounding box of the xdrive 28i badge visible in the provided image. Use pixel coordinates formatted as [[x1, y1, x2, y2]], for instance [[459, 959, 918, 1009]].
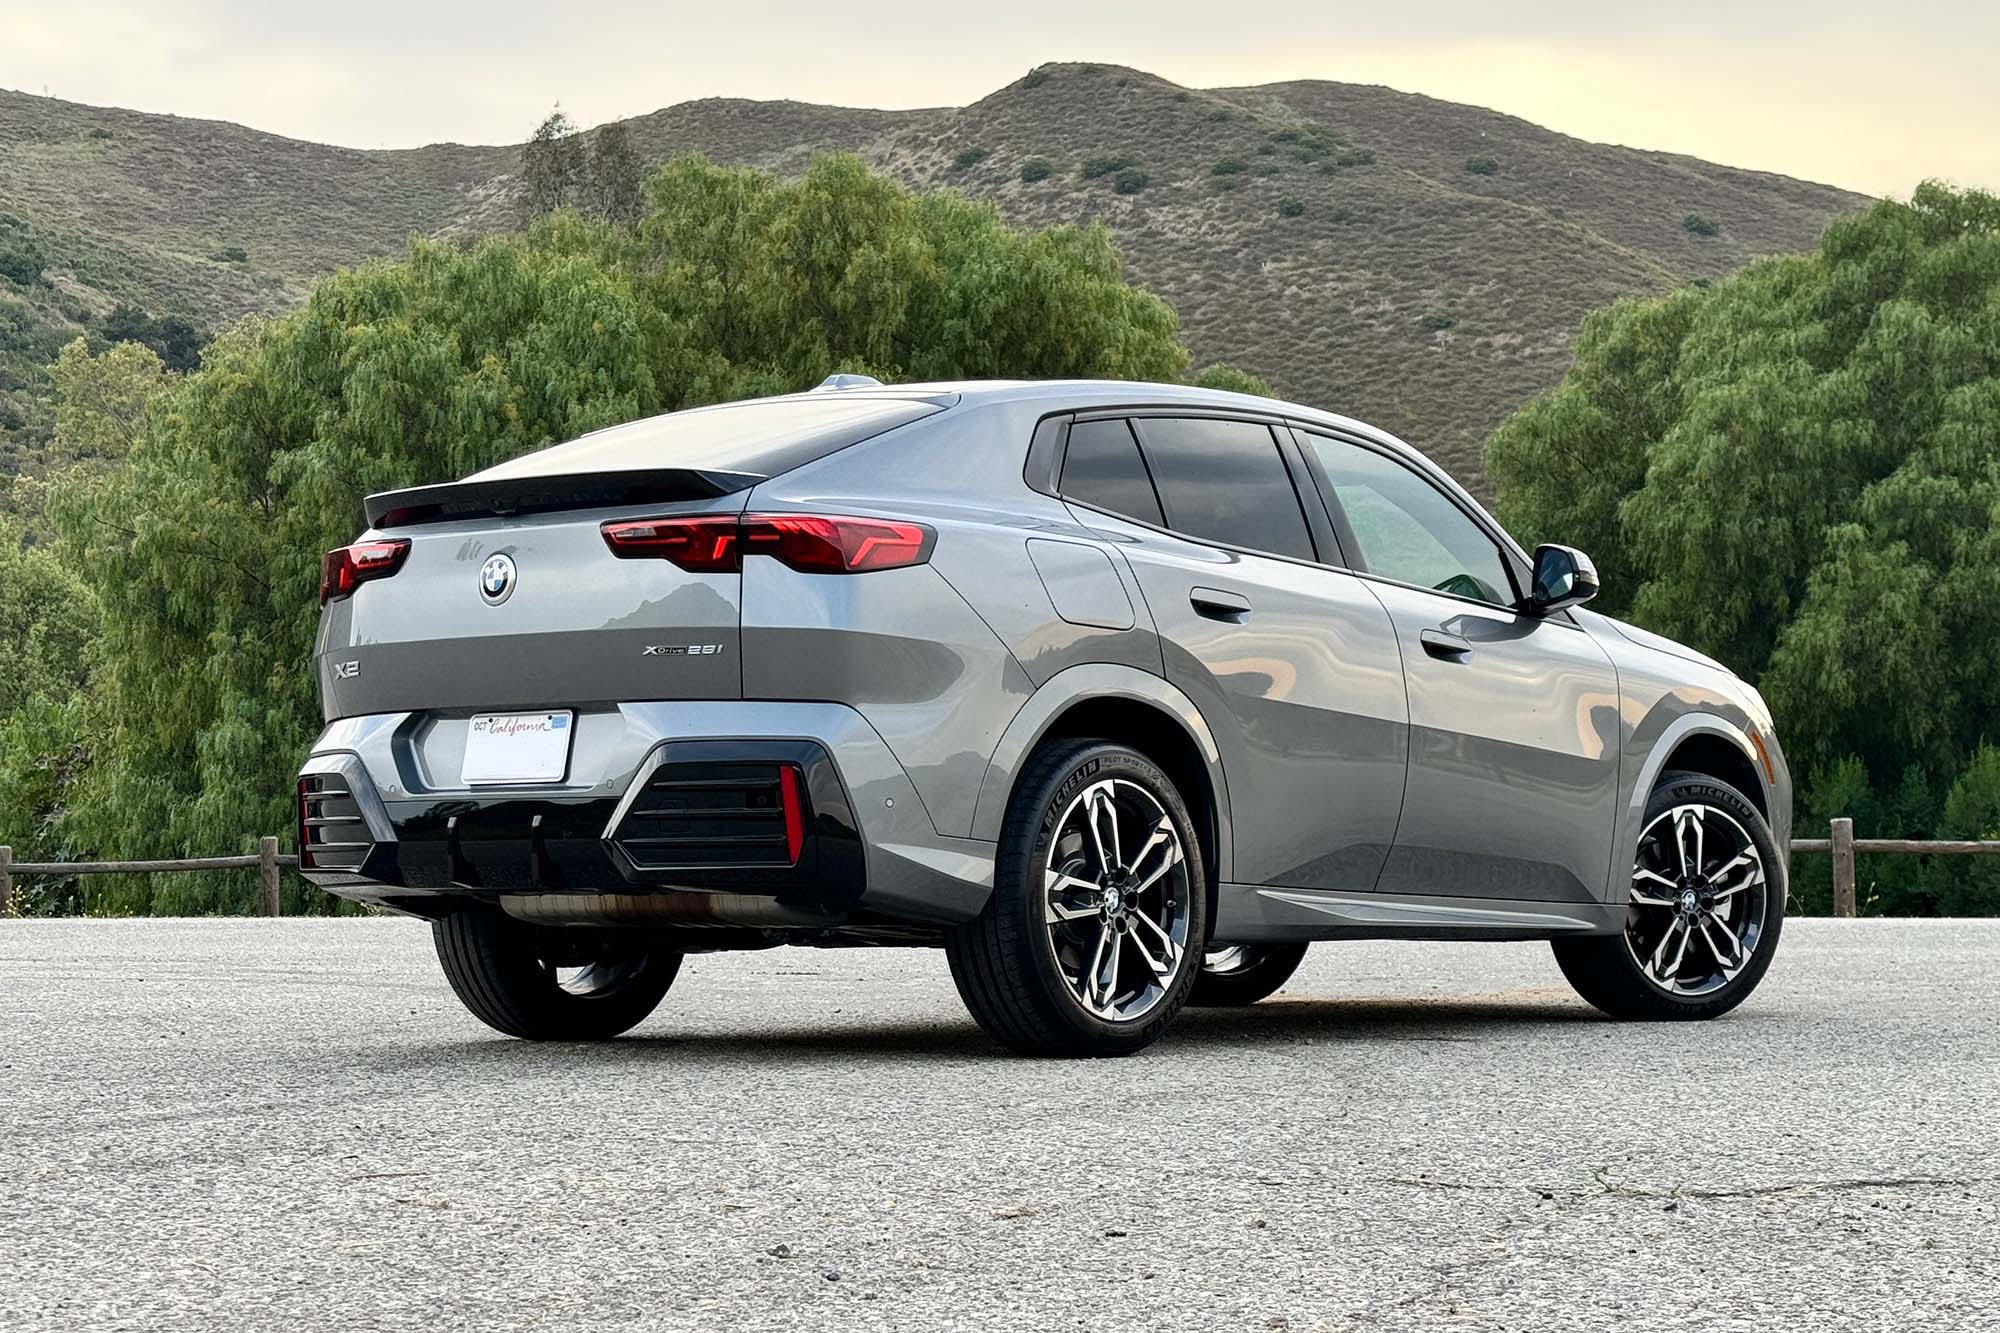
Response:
[[478, 552, 517, 605]]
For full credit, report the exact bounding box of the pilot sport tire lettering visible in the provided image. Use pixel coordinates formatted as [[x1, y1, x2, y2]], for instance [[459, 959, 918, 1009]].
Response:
[[1552, 771, 1784, 1021], [947, 739, 1207, 1057]]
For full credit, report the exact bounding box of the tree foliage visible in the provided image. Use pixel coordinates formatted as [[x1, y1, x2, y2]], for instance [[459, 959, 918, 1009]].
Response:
[[40, 152, 1189, 913], [587, 122, 645, 226], [1486, 183, 2000, 911], [520, 110, 588, 217]]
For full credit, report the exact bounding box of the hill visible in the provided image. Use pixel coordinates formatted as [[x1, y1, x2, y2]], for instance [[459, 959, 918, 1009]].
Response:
[[0, 62, 1868, 492]]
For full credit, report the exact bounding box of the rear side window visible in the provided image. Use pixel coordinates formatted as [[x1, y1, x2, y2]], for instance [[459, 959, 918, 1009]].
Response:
[[1133, 418, 1316, 562], [1060, 419, 1165, 527]]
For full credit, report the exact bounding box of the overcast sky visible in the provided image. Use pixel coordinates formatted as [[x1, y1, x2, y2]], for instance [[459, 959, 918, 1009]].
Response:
[[3, 1, 1993, 197]]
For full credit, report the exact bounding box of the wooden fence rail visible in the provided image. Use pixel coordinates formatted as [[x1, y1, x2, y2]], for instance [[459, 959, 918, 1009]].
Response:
[[1, 821, 1997, 918], [0, 838, 294, 916]]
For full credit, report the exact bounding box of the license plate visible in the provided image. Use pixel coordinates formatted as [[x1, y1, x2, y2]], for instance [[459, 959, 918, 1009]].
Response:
[[462, 712, 574, 785]]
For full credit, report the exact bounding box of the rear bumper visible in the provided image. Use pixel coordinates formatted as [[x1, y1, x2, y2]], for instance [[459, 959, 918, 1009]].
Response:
[[298, 701, 995, 926]]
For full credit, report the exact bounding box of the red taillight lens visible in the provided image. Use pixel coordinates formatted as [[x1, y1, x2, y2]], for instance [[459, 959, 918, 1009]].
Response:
[[319, 539, 410, 606], [600, 513, 933, 574], [741, 513, 933, 573], [600, 515, 742, 571]]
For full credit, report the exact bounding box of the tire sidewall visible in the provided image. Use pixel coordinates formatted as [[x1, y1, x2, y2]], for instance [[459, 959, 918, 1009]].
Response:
[[1621, 772, 1786, 1016], [1011, 744, 1208, 1050]]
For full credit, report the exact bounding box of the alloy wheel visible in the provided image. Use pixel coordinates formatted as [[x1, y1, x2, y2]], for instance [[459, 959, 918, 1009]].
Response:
[[1625, 803, 1769, 997], [1042, 777, 1193, 1021]]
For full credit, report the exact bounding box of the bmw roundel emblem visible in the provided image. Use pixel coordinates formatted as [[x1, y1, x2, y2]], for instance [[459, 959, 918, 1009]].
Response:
[[478, 552, 517, 605]]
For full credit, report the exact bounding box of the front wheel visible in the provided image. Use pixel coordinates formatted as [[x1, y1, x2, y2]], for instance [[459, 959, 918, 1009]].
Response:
[[1188, 943, 1308, 1007], [946, 739, 1207, 1057], [1552, 770, 1784, 1020], [432, 908, 682, 1040]]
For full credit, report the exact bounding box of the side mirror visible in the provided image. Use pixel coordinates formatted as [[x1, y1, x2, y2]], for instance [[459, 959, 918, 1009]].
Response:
[[1528, 544, 1600, 614]]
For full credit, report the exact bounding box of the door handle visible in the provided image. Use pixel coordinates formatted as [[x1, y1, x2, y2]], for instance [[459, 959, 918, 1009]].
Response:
[[1189, 587, 1251, 622], [1420, 629, 1472, 660]]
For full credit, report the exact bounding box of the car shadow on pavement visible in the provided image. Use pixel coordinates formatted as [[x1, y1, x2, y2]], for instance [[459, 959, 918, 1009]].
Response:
[[365, 991, 1610, 1070]]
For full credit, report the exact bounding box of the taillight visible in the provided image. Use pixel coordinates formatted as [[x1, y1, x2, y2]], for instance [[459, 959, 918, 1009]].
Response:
[[599, 513, 933, 574], [319, 539, 410, 605], [600, 515, 741, 571], [741, 514, 933, 573]]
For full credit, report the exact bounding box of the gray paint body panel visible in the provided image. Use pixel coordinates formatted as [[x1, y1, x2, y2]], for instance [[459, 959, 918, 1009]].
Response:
[[303, 379, 1790, 944]]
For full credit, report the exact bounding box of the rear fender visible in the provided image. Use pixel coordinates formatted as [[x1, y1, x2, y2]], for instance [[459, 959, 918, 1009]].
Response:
[[971, 664, 1234, 882]]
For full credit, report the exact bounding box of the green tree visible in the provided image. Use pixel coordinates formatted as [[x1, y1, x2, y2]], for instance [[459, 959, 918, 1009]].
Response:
[[587, 121, 645, 225], [49, 337, 168, 465], [1485, 183, 2000, 911], [44, 152, 1189, 913], [100, 304, 207, 373], [0, 515, 95, 719], [521, 109, 587, 217]]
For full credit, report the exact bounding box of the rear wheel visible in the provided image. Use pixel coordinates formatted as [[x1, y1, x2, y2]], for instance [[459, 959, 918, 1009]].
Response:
[[947, 739, 1206, 1057], [432, 908, 682, 1040], [1189, 942, 1308, 1007], [1552, 771, 1784, 1020]]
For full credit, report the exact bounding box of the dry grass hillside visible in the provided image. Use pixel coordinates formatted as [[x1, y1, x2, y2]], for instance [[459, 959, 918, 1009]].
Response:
[[0, 63, 1867, 491]]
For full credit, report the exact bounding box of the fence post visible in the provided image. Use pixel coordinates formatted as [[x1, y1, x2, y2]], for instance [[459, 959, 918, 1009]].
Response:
[[1830, 817, 1857, 919], [0, 846, 11, 916], [258, 836, 280, 918]]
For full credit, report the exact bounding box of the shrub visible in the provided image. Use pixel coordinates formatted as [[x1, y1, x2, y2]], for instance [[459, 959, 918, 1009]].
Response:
[[209, 246, 249, 264], [1112, 169, 1149, 195], [952, 147, 990, 171], [1464, 156, 1499, 176], [1021, 70, 1049, 89], [1682, 212, 1720, 237], [87, 128, 113, 140], [1421, 312, 1456, 331], [1277, 197, 1305, 218], [1192, 364, 1273, 396], [0, 235, 46, 286], [1210, 159, 1248, 176], [1018, 157, 1053, 183], [1334, 147, 1376, 167], [1080, 155, 1137, 180], [1213, 177, 1243, 193]]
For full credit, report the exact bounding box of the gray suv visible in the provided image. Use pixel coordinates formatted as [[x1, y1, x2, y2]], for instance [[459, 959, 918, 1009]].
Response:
[[300, 379, 1789, 1056]]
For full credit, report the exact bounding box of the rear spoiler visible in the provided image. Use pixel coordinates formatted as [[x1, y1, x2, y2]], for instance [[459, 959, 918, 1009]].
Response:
[[363, 468, 761, 529]]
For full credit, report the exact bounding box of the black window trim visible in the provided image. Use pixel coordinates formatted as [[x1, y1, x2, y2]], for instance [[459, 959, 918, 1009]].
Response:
[[1058, 416, 1168, 531], [1126, 416, 1323, 566], [1044, 413, 1349, 576], [1026, 403, 1568, 617]]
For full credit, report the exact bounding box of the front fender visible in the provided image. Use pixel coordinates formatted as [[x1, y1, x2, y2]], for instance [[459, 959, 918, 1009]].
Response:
[[970, 663, 1234, 881], [1617, 710, 1788, 905]]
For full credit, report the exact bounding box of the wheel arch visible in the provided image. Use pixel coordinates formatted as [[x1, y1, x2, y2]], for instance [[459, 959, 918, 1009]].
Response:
[[1615, 712, 1782, 906], [973, 665, 1233, 894]]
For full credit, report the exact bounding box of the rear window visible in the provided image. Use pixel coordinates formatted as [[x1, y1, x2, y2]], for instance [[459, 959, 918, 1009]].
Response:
[[1060, 419, 1165, 527], [470, 394, 948, 484]]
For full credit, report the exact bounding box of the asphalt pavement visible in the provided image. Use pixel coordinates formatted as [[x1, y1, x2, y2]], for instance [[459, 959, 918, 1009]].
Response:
[[2, 917, 1995, 1332]]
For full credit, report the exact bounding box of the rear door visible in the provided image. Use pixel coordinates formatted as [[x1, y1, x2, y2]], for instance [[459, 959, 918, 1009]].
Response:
[[1295, 429, 1622, 905], [1059, 414, 1408, 895]]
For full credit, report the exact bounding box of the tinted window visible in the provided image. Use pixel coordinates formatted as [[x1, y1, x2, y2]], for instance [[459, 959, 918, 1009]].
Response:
[[1303, 434, 1515, 605], [1134, 418, 1315, 562], [1061, 419, 1165, 527]]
